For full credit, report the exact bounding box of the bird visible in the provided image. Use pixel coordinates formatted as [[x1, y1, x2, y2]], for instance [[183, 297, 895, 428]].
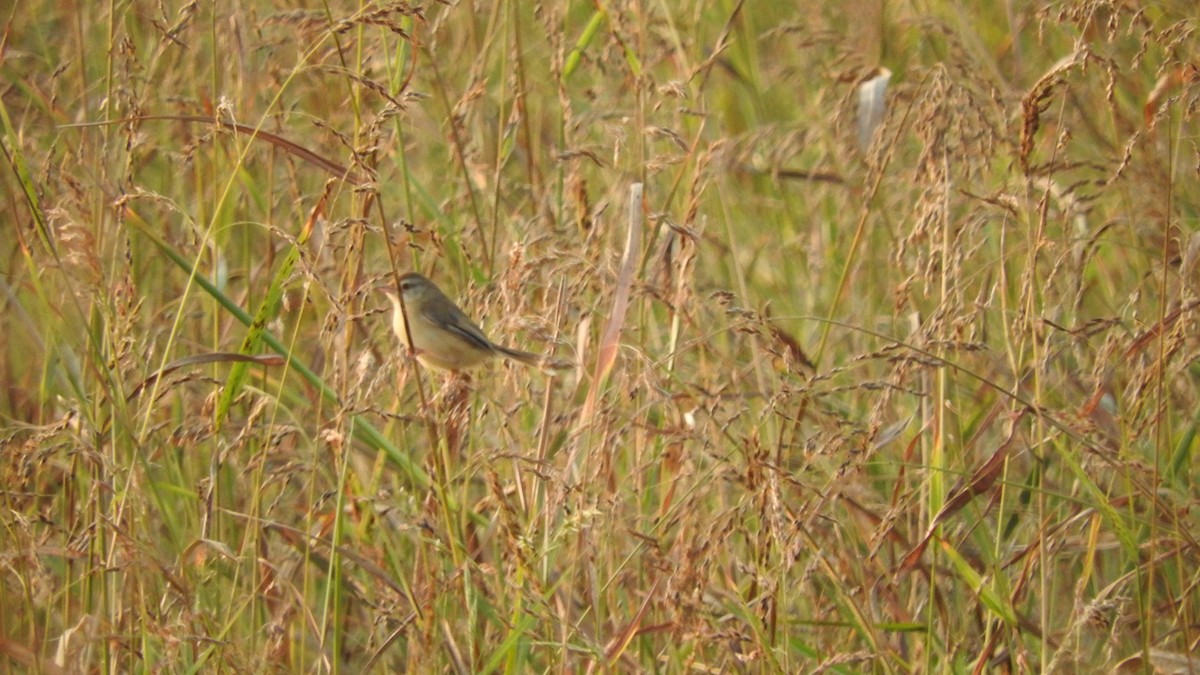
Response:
[[380, 272, 562, 372]]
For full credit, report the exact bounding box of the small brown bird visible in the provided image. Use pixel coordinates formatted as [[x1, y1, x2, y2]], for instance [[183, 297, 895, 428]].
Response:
[[381, 272, 554, 371]]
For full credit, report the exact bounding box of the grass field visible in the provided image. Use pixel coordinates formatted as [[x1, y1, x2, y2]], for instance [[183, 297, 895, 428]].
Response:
[[3, 0, 1200, 672]]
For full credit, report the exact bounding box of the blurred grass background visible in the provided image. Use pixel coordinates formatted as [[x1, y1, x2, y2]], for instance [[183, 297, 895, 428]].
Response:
[[2, 0, 1199, 671]]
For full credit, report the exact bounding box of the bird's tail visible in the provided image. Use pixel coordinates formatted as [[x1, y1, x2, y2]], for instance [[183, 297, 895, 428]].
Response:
[[495, 345, 573, 372]]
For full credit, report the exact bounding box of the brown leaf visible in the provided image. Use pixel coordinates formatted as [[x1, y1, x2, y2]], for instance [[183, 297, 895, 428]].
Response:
[[1145, 65, 1199, 128], [899, 409, 1027, 573], [128, 352, 287, 402], [1124, 299, 1200, 360]]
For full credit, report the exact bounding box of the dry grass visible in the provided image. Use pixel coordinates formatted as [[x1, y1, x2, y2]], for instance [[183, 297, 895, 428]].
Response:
[[2, 0, 1199, 672]]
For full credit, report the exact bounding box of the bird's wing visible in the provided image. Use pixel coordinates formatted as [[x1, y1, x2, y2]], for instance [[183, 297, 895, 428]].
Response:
[[423, 304, 494, 352]]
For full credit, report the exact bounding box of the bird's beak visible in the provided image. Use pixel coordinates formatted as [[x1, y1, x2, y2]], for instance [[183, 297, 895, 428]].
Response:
[[373, 278, 400, 294]]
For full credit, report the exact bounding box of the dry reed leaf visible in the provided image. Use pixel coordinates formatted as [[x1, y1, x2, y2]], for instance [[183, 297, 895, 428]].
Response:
[[0, 636, 68, 675], [1114, 648, 1200, 674], [1123, 299, 1200, 360], [62, 115, 370, 184], [900, 410, 1026, 572], [599, 579, 660, 669], [53, 614, 99, 674], [127, 352, 287, 402], [857, 67, 891, 153], [1144, 64, 1198, 128], [580, 183, 643, 423]]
